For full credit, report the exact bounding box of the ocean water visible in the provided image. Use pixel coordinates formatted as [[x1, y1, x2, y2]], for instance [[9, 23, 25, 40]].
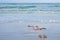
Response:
[[0, 3, 60, 40]]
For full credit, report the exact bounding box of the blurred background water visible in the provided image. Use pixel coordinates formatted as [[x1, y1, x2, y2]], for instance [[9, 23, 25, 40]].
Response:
[[0, 3, 60, 40]]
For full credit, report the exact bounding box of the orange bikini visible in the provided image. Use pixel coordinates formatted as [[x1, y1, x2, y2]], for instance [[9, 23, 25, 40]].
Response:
[[32, 27, 45, 30]]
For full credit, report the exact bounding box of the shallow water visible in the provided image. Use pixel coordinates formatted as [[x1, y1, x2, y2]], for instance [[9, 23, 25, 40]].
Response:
[[0, 12, 60, 40]]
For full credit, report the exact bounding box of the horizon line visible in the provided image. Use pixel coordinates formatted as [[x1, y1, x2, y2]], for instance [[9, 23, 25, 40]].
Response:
[[0, 2, 60, 3]]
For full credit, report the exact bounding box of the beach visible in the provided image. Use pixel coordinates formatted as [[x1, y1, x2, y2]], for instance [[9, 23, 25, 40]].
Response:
[[0, 3, 60, 40]]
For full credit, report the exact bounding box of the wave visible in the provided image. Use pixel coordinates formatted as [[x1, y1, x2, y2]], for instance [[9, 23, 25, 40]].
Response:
[[0, 6, 36, 9], [0, 3, 60, 11]]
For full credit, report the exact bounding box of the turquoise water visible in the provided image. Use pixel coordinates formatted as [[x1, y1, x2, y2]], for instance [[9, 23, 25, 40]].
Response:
[[0, 3, 60, 11], [0, 3, 60, 40]]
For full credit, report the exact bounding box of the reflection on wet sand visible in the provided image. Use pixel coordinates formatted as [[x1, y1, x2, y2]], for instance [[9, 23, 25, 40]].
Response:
[[38, 34, 47, 40]]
